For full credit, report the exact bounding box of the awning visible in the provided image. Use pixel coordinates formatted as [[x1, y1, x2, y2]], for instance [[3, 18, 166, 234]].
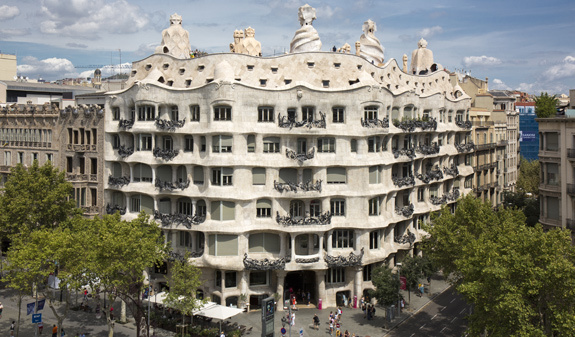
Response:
[[193, 302, 244, 320]]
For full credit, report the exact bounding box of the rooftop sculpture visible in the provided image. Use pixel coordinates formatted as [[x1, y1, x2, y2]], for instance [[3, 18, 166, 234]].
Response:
[[358, 20, 384, 65], [410, 38, 442, 75], [230, 27, 262, 56], [290, 4, 322, 53], [155, 13, 191, 59]]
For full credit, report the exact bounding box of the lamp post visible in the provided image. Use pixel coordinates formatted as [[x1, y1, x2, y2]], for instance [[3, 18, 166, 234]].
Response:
[[396, 262, 402, 317]]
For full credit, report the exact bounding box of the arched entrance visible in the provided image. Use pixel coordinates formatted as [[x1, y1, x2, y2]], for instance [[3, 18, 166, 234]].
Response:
[[284, 271, 316, 306]]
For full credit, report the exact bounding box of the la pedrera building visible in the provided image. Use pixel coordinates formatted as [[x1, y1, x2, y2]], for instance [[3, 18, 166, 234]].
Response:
[[104, 6, 474, 309]]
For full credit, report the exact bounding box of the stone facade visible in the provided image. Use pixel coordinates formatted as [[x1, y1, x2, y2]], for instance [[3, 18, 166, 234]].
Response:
[[104, 9, 473, 309]]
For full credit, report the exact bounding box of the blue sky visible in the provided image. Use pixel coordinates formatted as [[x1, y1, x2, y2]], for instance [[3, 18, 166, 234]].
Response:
[[1, 0, 574, 95]]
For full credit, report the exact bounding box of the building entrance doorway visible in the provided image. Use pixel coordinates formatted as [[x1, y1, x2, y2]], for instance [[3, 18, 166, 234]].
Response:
[[284, 271, 316, 306]]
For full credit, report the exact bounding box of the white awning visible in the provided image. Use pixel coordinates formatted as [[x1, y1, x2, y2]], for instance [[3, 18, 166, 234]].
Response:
[[193, 302, 244, 320]]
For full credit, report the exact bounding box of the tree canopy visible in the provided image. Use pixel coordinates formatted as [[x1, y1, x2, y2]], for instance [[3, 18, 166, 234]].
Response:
[[370, 265, 401, 307], [534, 92, 558, 118], [423, 195, 575, 336], [516, 157, 540, 196]]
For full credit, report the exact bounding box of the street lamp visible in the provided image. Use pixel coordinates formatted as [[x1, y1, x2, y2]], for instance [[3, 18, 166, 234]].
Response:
[[396, 262, 402, 317]]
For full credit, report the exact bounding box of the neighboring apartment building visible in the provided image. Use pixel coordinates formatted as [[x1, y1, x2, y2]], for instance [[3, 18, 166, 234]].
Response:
[[517, 102, 538, 161], [491, 90, 518, 193], [104, 10, 474, 309], [0, 82, 105, 217]]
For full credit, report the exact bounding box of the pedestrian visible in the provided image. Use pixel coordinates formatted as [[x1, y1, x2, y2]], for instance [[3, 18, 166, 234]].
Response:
[[307, 291, 311, 305], [313, 314, 320, 330], [290, 312, 295, 326], [220, 331, 225, 337], [0, 301, 3, 318], [344, 330, 350, 337], [361, 302, 366, 318], [52, 324, 58, 337], [10, 321, 15, 336], [61, 328, 66, 336], [329, 318, 334, 335], [38, 321, 44, 334], [83, 288, 88, 301], [291, 296, 297, 310]]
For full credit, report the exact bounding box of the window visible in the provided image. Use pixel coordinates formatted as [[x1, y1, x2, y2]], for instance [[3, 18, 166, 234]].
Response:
[[364, 106, 378, 120], [258, 107, 274, 122], [249, 233, 280, 253], [368, 136, 380, 152], [279, 168, 297, 184], [45, 153, 52, 162], [423, 109, 431, 120], [318, 138, 335, 153], [178, 198, 193, 215], [112, 107, 120, 120], [448, 110, 453, 123], [310, 199, 321, 217], [208, 234, 238, 256], [91, 188, 97, 206], [369, 166, 381, 184], [350, 139, 357, 153], [247, 134, 255, 153], [465, 154, 472, 166], [363, 264, 375, 282], [91, 158, 97, 174], [31, 152, 38, 162], [252, 167, 266, 185], [137, 105, 155, 121], [73, 187, 86, 207], [112, 134, 120, 149], [326, 268, 345, 283], [290, 200, 304, 217], [213, 105, 232, 121], [212, 167, 233, 186], [215, 271, 221, 287], [169, 105, 179, 120], [130, 194, 154, 213], [326, 167, 346, 184], [133, 164, 153, 182], [200, 136, 206, 152], [369, 231, 379, 250], [369, 197, 380, 216], [250, 271, 269, 286], [79, 157, 85, 174], [17, 152, 23, 164], [193, 166, 204, 185], [179, 231, 192, 247], [547, 197, 560, 220], [322, 80, 330, 88], [184, 136, 193, 152], [263, 137, 280, 153], [296, 138, 307, 154], [546, 163, 559, 185], [4, 151, 11, 166], [302, 106, 314, 122], [256, 199, 272, 218], [332, 107, 345, 123], [330, 199, 345, 216], [66, 157, 73, 172], [212, 135, 233, 153], [137, 134, 153, 151], [332, 230, 354, 248], [546, 133, 559, 151], [225, 271, 237, 288], [190, 105, 200, 121], [210, 201, 235, 220], [417, 187, 424, 202]]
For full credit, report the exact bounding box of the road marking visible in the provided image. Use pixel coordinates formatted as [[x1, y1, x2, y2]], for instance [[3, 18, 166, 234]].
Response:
[[420, 324, 426, 330], [451, 317, 457, 323], [410, 334, 415, 337], [440, 327, 447, 333], [431, 314, 438, 320], [459, 308, 466, 315], [440, 306, 446, 311], [450, 298, 455, 303]]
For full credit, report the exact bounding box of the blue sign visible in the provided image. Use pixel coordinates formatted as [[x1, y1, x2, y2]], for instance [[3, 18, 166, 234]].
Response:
[[32, 313, 42, 323], [37, 299, 46, 311], [280, 328, 286, 334], [520, 131, 536, 142], [27, 302, 35, 315]]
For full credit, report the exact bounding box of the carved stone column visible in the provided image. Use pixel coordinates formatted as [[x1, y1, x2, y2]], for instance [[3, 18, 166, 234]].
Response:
[[129, 164, 134, 182], [219, 270, 226, 305], [125, 194, 130, 212], [354, 266, 363, 305], [327, 231, 333, 254], [290, 234, 296, 261], [319, 234, 324, 255], [276, 270, 287, 311], [279, 232, 287, 258], [316, 270, 326, 307], [239, 270, 248, 301]]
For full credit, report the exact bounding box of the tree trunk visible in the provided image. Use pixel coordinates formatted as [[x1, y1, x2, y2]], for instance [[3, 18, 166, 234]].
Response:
[[121, 299, 127, 323], [16, 294, 22, 337]]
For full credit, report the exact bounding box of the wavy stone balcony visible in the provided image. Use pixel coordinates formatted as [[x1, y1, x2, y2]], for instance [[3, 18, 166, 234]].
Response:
[[153, 147, 179, 161], [243, 254, 287, 270], [392, 117, 437, 132], [108, 175, 130, 188], [118, 118, 134, 130], [430, 189, 460, 205], [324, 248, 364, 268], [278, 112, 326, 129], [455, 142, 475, 153], [273, 180, 322, 193], [361, 117, 389, 128], [443, 164, 459, 177], [415, 143, 440, 156], [153, 211, 206, 228], [106, 204, 126, 215], [394, 230, 416, 246], [67, 144, 97, 152], [415, 167, 443, 184], [117, 145, 134, 159], [392, 147, 416, 159], [276, 211, 332, 226], [392, 175, 415, 188], [286, 147, 315, 163], [395, 204, 415, 218], [155, 178, 190, 192], [155, 118, 185, 131]]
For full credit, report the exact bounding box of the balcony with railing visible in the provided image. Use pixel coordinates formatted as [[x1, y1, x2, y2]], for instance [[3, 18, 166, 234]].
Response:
[[392, 175, 415, 188], [153, 147, 179, 161], [278, 112, 326, 129], [154, 210, 206, 228], [274, 179, 322, 193], [117, 145, 134, 158], [455, 142, 475, 153], [106, 204, 126, 215], [415, 143, 440, 156], [476, 142, 496, 151], [443, 163, 459, 177], [361, 117, 389, 128], [108, 175, 130, 188], [325, 248, 364, 268], [155, 118, 185, 131], [286, 147, 315, 163], [155, 178, 190, 192], [118, 118, 134, 130], [392, 117, 437, 132], [275, 211, 332, 226], [415, 166, 443, 184], [395, 204, 415, 218], [455, 120, 472, 129], [392, 147, 416, 159]]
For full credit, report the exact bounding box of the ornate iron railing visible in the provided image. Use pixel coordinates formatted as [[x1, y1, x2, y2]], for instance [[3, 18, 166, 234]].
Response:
[[415, 143, 440, 156], [430, 189, 460, 205], [106, 204, 126, 215], [455, 120, 472, 129], [393, 117, 437, 132], [395, 204, 414, 217], [392, 147, 416, 159], [108, 175, 130, 187], [155, 118, 185, 131], [455, 142, 475, 153], [416, 166, 444, 184], [118, 118, 134, 129], [286, 147, 315, 163], [295, 257, 320, 264], [155, 178, 190, 192], [392, 175, 415, 187], [394, 230, 416, 245], [273, 180, 322, 193], [153, 211, 205, 228], [361, 117, 389, 128], [168, 250, 204, 261], [443, 163, 459, 177], [243, 254, 287, 270], [117, 145, 134, 158], [276, 211, 332, 226], [325, 248, 364, 268], [153, 147, 179, 161], [278, 112, 326, 129]]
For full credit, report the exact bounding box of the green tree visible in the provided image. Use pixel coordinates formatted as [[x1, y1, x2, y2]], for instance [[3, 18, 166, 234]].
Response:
[[502, 191, 540, 227], [423, 195, 575, 336], [0, 161, 78, 239], [370, 265, 401, 307], [516, 157, 539, 196], [164, 253, 206, 337], [399, 255, 436, 302], [534, 92, 558, 118]]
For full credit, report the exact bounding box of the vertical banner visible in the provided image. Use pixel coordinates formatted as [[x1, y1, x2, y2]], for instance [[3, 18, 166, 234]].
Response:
[[27, 302, 35, 315]]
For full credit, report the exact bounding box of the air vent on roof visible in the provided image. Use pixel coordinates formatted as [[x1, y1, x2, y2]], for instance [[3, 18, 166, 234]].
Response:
[[179, 68, 185, 75], [198, 65, 205, 71], [271, 67, 278, 73], [334, 63, 341, 68], [284, 79, 292, 85], [349, 79, 360, 85], [247, 65, 254, 71]]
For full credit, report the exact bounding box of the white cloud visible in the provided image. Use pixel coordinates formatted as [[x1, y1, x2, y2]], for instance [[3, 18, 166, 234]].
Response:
[[0, 28, 30, 38], [17, 57, 79, 79], [39, 0, 150, 39], [540, 55, 575, 82], [0, 5, 20, 21], [134, 43, 159, 57], [491, 78, 511, 90], [317, 5, 341, 19], [462, 55, 502, 67], [418, 26, 443, 39]]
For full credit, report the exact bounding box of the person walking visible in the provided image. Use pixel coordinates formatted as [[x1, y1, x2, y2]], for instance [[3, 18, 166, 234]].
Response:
[[52, 324, 58, 337], [313, 314, 320, 330], [0, 302, 3, 319], [10, 321, 15, 336], [38, 321, 44, 334]]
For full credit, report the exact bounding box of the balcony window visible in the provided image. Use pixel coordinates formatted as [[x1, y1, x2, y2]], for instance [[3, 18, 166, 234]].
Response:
[[213, 105, 232, 121], [369, 197, 380, 216], [212, 135, 233, 153], [368, 136, 381, 153], [279, 168, 298, 184], [369, 230, 379, 249], [309, 199, 321, 217], [263, 137, 280, 153], [249, 233, 280, 253], [137, 134, 153, 151], [326, 268, 345, 283], [184, 136, 193, 152], [137, 105, 155, 121], [210, 201, 235, 221], [332, 230, 354, 248], [546, 163, 559, 185], [208, 234, 238, 256], [364, 106, 378, 120], [256, 199, 272, 218], [318, 137, 335, 153], [133, 163, 153, 182], [326, 167, 346, 184], [212, 167, 233, 186], [177, 198, 193, 216], [330, 199, 345, 216], [332, 107, 345, 123], [112, 107, 120, 120], [290, 200, 304, 218], [190, 105, 200, 121], [130, 194, 154, 213], [258, 106, 274, 122], [302, 106, 314, 122], [247, 134, 256, 153], [193, 166, 204, 185]]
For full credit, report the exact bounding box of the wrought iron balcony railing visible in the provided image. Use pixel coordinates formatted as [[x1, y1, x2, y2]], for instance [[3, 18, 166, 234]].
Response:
[[155, 118, 185, 131], [286, 147, 315, 163], [117, 145, 134, 158], [392, 147, 416, 159], [394, 230, 416, 245], [395, 204, 414, 217], [393, 117, 437, 132], [392, 175, 415, 187], [278, 112, 326, 129], [325, 248, 364, 268], [430, 189, 460, 205], [455, 120, 472, 129], [276, 211, 332, 226], [153, 210, 205, 228], [153, 147, 179, 161], [416, 166, 443, 184], [155, 178, 190, 192], [274, 180, 322, 193], [443, 163, 459, 177], [455, 142, 475, 153], [243, 254, 287, 270], [108, 175, 130, 188], [118, 118, 134, 130], [415, 143, 440, 156], [361, 117, 389, 128], [106, 204, 126, 215]]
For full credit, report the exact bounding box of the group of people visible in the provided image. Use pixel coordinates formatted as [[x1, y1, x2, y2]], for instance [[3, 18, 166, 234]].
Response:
[[325, 307, 358, 337], [360, 296, 377, 320], [190, 49, 207, 58]]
